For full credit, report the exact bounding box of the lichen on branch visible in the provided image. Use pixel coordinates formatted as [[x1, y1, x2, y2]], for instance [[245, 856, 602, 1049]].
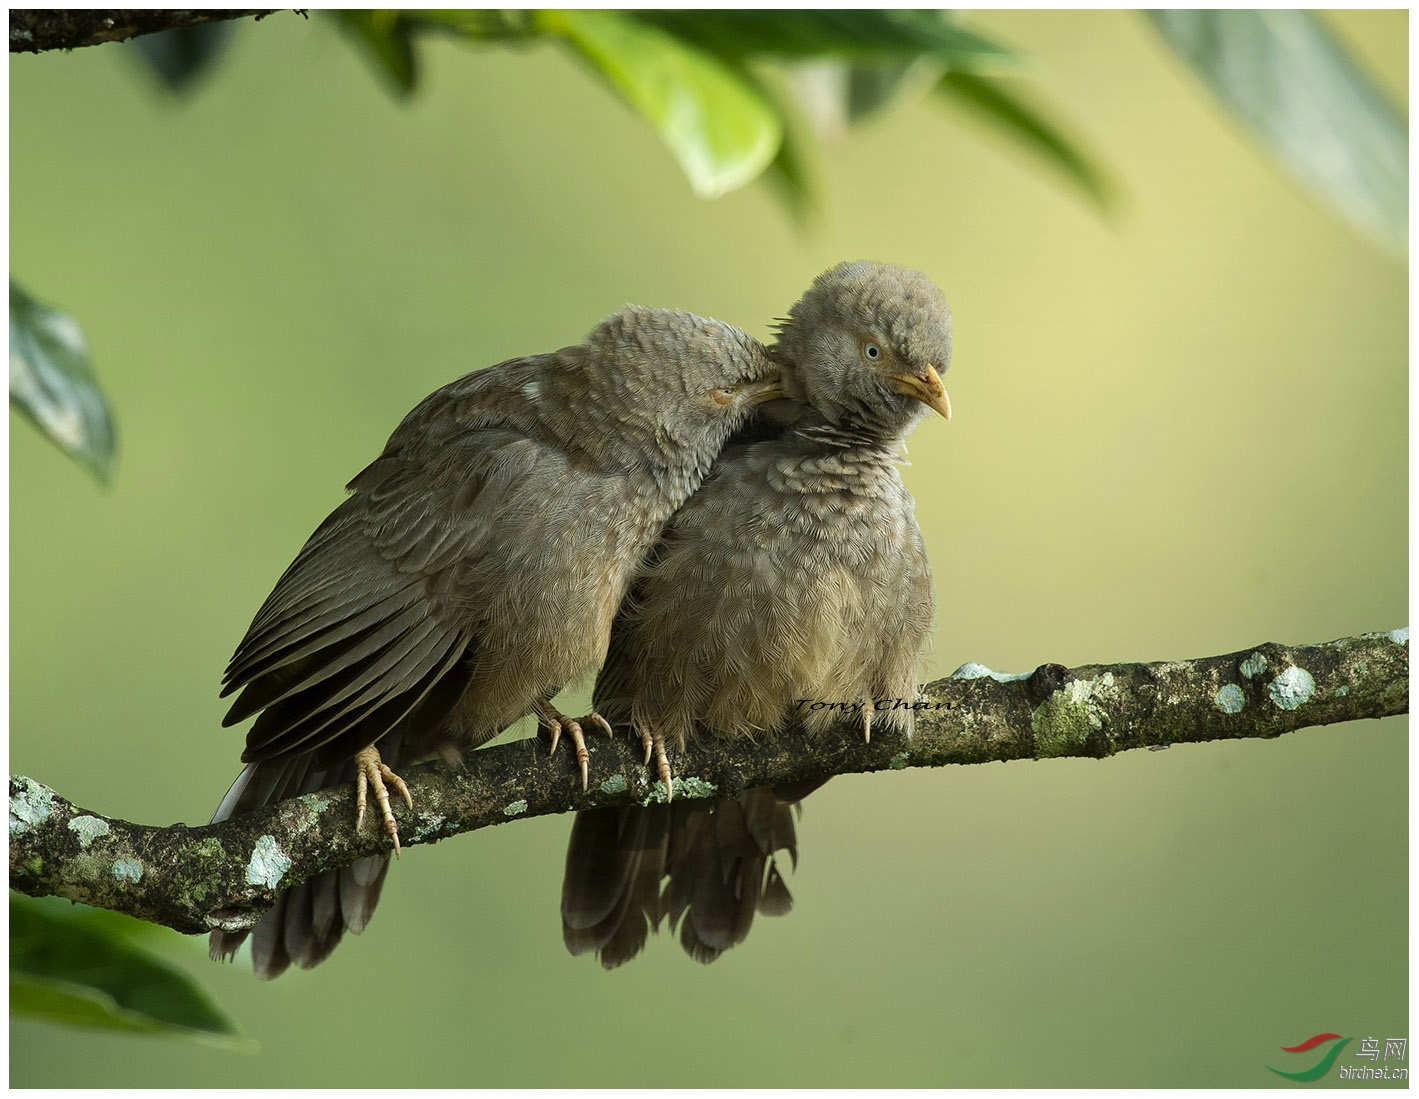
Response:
[[8, 630, 1408, 935]]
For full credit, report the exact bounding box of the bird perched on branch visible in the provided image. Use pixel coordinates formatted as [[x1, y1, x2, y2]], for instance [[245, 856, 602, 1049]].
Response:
[[593, 260, 952, 798], [563, 260, 951, 967], [209, 301, 781, 976]]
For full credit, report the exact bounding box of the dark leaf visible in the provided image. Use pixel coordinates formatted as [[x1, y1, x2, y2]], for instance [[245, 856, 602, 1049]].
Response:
[[130, 22, 232, 92], [10, 897, 244, 1045], [781, 58, 934, 139], [400, 9, 538, 41], [936, 72, 1116, 211], [632, 10, 1017, 70], [9, 280, 117, 485], [847, 62, 927, 123], [748, 71, 827, 229], [332, 10, 418, 95]]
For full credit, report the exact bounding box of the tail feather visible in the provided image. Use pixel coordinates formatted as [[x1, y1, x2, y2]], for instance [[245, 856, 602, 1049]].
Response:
[[207, 744, 404, 976], [560, 782, 819, 968]]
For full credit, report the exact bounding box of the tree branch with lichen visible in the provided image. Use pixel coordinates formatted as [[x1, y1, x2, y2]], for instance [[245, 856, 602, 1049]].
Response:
[[9, 629, 1407, 937]]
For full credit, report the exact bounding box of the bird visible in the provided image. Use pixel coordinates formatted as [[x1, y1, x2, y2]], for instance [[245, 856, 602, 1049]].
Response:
[[561, 260, 951, 966], [208, 300, 782, 977], [591, 260, 952, 798]]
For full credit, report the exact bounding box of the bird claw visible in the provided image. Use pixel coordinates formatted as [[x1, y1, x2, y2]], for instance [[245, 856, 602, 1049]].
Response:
[[354, 745, 412, 857], [536, 702, 610, 791], [639, 727, 674, 802]]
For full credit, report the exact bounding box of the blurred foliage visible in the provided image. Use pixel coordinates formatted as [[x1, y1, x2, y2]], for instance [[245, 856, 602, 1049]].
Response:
[[1151, 10, 1407, 254], [129, 19, 233, 91], [935, 71, 1115, 210], [9, 280, 116, 485], [11, 896, 245, 1047], [326, 9, 1110, 212], [543, 9, 782, 199], [19, 8, 1403, 482]]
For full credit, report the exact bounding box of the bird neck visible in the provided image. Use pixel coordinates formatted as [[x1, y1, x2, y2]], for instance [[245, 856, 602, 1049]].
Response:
[[790, 415, 912, 457]]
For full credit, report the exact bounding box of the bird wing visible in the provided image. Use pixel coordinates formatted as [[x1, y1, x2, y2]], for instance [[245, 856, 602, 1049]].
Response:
[[221, 378, 558, 768]]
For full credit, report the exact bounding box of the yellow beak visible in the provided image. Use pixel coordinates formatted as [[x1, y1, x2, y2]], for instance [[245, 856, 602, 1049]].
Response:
[[888, 363, 952, 421], [749, 377, 789, 404]]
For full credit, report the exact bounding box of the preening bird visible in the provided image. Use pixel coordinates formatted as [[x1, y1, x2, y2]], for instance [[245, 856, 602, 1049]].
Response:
[[210, 303, 781, 977]]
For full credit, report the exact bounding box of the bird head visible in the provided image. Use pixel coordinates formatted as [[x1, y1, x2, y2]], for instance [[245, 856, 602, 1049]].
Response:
[[579, 306, 784, 478], [770, 261, 952, 440]]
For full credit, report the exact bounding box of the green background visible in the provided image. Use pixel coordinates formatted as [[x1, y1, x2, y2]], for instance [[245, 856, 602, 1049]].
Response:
[[10, 10, 1407, 1087]]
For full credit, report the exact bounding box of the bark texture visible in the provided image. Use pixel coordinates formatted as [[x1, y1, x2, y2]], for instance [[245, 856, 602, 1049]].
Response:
[[9, 10, 279, 53], [9, 629, 1407, 935]]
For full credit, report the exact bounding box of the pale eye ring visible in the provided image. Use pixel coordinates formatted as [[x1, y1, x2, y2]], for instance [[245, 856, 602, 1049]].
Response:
[[709, 386, 738, 406], [863, 341, 882, 361]]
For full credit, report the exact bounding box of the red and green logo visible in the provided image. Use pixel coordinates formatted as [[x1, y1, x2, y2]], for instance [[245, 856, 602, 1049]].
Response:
[[1267, 1033, 1352, 1081]]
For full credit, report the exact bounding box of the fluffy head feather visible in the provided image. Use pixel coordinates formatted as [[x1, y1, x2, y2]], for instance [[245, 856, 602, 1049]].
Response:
[[771, 260, 952, 440]]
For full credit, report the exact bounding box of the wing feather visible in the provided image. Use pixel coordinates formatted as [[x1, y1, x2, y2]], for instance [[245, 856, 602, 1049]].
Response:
[[222, 399, 550, 767]]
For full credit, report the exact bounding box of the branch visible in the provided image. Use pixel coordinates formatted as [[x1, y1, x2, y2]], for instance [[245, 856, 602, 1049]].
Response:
[[9, 630, 1407, 935], [9, 10, 283, 54]]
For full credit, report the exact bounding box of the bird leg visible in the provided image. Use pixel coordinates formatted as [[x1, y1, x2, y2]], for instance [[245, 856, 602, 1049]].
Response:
[[639, 726, 675, 802], [535, 700, 613, 791], [862, 699, 873, 744], [354, 744, 413, 857]]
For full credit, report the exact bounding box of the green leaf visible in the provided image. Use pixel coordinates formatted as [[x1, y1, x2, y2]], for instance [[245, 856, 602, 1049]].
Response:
[[401, 9, 539, 41], [846, 61, 930, 124], [777, 58, 934, 144], [10, 897, 244, 1046], [1149, 10, 1407, 253], [540, 10, 782, 199], [746, 69, 827, 230], [332, 10, 418, 94], [936, 72, 1115, 211], [631, 10, 1018, 71], [10, 280, 117, 485]]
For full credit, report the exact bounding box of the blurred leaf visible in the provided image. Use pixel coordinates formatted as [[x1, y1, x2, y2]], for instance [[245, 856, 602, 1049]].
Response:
[[130, 22, 232, 92], [401, 9, 539, 41], [1149, 10, 1407, 253], [24, 894, 176, 944], [631, 10, 1018, 71], [847, 62, 929, 123], [784, 58, 941, 144], [11, 896, 244, 1046], [540, 10, 782, 199], [333, 10, 418, 94], [317, 8, 1110, 214], [937, 72, 1115, 211], [748, 71, 827, 230], [10, 280, 116, 485]]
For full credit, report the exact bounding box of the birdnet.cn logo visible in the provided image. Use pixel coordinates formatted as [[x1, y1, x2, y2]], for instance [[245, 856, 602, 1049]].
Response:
[[1266, 1033, 1408, 1082]]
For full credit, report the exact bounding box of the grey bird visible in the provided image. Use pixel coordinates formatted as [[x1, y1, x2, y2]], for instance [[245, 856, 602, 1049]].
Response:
[[209, 302, 781, 976], [561, 261, 951, 967], [591, 260, 951, 797]]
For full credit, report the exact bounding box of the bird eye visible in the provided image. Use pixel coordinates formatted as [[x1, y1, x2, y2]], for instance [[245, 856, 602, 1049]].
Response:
[[709, 387, 738, 407], [863, 341, 882, 361]]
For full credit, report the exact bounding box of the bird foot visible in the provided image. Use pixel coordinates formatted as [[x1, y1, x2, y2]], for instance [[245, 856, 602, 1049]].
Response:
[[354, 745, 413, 857], [536, 701, 612, 791], [640, 727, 675, 802], [862, 700, 873, 745]]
